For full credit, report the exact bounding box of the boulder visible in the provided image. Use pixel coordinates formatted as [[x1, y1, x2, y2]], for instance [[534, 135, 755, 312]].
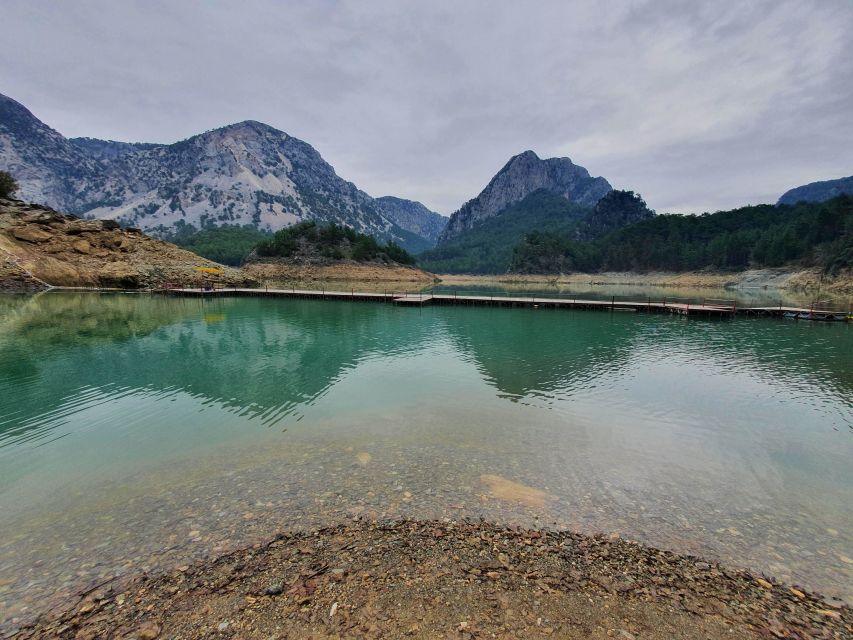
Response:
[[101, 219, 121, 231], [72, 239, 92, 254], [66, 221, 104, 235], [21, 211, 61, 224], [12, 226, 53, 243]]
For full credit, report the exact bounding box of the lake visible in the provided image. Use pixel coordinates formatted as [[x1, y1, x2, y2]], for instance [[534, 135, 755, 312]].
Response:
[[0, 291, 851, 629]]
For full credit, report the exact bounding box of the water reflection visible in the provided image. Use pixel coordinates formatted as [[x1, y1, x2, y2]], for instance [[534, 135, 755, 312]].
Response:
[[0, 292, 851, 631]]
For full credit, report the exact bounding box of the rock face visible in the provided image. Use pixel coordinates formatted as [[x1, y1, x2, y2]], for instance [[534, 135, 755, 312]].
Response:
[[0, 93, 105, 212], [0, 93, 438, 252], [438, 150, 612, 243], [777, 176, 853, 205], [0, 198, 255, 289], [374, 196, 447, 246]]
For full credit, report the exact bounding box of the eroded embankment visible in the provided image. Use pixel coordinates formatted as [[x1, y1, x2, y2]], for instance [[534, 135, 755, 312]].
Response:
[[14, 520, 850, 640], [244, 259, 437, 286], [0, 198, 255, 290]]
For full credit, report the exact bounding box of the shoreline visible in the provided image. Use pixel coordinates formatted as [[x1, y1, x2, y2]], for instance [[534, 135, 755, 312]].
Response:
[[14, 520, 850, 639], [435, 269, 853, 294]]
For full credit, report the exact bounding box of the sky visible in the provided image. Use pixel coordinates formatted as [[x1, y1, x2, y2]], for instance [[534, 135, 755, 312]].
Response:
[[2, 0, 852, 215]]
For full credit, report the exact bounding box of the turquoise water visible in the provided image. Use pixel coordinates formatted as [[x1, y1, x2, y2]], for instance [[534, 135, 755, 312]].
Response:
[[0, 291, 851, 627]]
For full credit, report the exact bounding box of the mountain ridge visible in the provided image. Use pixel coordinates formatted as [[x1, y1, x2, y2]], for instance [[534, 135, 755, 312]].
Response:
[[778, 175, 853, 206], [0, 93, 440, 253]]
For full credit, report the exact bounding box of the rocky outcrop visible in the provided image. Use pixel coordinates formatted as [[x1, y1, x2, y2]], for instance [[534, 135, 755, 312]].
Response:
[[438, 150, 611, 243], [777, 175, 853, 205], [0, 93, 440, 252], [0, 198, 255, 289]]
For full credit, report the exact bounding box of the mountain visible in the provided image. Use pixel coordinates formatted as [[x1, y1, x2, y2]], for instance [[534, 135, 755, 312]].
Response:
[[68, 137, 160, 162], [0, 93, 437, 253], [437, 150, 611, 243], [777, 175, 853, 206], [419, 189, 653, 274], [0, 93, 105, 211], [419, 190, 591, 273], [374, 196, 446, 251]]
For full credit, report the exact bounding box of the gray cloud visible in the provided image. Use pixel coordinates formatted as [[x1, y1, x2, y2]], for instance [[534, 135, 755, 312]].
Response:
[[2, 0, 851, 214]]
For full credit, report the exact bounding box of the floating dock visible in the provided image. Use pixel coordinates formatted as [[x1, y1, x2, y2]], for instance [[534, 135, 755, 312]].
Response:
[[160, 286, 851, 321]]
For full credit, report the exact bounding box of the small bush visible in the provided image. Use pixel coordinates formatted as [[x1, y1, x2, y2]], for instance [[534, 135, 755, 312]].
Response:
[[0, 171, 18, 199]]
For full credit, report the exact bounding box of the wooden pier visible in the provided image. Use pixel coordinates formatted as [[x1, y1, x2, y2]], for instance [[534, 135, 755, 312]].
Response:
[[160, 286, 852, 321]]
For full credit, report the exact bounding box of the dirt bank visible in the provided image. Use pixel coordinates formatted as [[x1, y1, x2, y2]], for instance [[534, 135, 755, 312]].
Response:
[[15, 520, 849, 640], [439, 270, 853, 294], [0, 198, 256, 290], [244, 259, 437, 286]]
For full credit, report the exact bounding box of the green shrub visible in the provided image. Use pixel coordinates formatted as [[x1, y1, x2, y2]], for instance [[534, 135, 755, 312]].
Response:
[[0, 171, 18, 199]]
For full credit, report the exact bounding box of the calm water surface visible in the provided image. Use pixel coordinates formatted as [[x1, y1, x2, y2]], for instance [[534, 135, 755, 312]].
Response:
[[0, 291, 851, 628]]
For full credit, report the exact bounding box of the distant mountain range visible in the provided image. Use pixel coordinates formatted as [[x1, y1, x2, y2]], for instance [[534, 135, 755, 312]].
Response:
[[2, 91, 848, 270], [777, 175, 853, 206], [0, 93, 444, 253]]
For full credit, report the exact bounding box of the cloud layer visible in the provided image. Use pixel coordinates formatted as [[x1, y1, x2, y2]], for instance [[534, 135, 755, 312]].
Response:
[[3, 0, 851, 214]]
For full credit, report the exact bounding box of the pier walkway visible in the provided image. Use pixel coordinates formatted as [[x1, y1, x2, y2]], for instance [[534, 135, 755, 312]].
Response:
[[161, 286, 852, 321]]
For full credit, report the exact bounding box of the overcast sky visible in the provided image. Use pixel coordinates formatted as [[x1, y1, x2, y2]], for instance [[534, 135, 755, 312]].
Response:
[[3, 0, 852, 215]]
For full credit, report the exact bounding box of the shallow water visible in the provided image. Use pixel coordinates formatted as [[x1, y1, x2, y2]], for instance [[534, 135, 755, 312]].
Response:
[[0, 291, 851, 628]]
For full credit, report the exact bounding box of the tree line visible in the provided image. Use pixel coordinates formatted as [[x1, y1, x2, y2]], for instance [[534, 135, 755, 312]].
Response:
[[510, 195, 853, 275]]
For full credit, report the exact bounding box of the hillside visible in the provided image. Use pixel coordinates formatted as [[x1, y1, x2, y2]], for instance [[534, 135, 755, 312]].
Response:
[[509, 195, 853, 275], [374, 196, 447, 252], [0, 198, 254, 289], [419, 190, 653, 274], [165, 225, 272, 266], [778, 175, 853, 205], [419, 191, 590, 273], [438, 150, 611, 242], [252, 221, 416, 265], [244, 221, 435, 285], [0, 93, 439, 253]]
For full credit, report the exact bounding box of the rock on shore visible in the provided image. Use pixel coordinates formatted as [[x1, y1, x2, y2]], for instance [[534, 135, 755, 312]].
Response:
[[13, 520, 850, 639], [0, 198, 256, 290]]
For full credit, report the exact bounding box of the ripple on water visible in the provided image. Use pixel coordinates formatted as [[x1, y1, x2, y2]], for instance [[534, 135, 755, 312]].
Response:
[[0, 293, 851, 630]]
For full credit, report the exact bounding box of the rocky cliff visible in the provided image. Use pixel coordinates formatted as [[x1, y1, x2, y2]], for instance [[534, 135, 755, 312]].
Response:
[[0, 198, 254, 289], [438, 150, 611, 243]]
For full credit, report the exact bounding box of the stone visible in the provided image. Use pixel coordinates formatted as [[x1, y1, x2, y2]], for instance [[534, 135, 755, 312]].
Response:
[[67, 221, 104, 235], [21, 211, 59, 224], [72, 239, 92, 254], [12, 226, 52, 243]]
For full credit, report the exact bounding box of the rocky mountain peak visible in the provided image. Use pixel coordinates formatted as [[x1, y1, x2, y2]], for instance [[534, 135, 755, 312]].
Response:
[[0, 93, 443, 253], [437, 151, 612, 243]]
